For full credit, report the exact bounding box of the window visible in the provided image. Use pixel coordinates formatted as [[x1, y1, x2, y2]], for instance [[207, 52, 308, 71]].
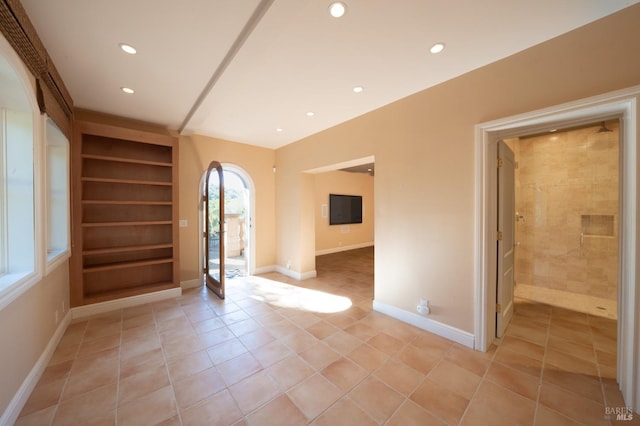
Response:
[[45, 117, 69, 269], [0, 108, 36, 291]]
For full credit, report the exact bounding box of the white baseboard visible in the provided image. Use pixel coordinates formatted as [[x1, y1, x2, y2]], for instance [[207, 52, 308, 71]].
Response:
[[373, 300, 475, 349], [1, 310, 71, 426], [274, 266, 317, 281], [71, 287, 182, 320], [315, 242, 374, 256], [181, 279, 202, 290], [254, 265, 277, 275]]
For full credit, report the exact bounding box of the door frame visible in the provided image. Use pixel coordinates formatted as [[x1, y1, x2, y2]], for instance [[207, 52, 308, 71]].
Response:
[[474, 84, 639, 411], [198, 163, 256, 280]]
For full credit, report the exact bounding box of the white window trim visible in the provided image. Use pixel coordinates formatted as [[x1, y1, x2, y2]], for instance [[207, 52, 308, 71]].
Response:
[[43, 115, 70, 275], [0, 32, 43, 311]]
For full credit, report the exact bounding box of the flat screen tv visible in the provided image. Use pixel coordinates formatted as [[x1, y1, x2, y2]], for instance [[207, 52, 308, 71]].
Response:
[[329, 194, 363, 225]]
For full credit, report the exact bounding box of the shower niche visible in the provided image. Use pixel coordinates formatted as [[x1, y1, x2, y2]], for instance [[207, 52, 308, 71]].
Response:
[[581, 214, 615, 238]]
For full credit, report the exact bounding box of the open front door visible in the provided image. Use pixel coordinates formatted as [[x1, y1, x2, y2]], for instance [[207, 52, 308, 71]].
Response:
[[496, 141, 515, 337], [204, 161, 225, 299]]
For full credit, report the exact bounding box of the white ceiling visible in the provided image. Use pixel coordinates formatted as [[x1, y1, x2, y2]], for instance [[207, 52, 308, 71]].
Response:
[[20, 0, 638, 149]]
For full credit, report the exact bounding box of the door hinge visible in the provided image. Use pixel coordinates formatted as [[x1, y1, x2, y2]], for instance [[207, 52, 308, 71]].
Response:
[[202, 194, 207, 202], [203, 231, 207, 238], [496, 303, 502, 313], [497, 158, 503, 168], [497, 231, 503, 241]]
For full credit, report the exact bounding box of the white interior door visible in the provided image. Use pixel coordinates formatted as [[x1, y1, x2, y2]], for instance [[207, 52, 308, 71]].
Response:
[[496, 140, 515, 337]]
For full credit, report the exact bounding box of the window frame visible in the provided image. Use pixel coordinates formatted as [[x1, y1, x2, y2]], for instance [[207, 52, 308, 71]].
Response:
[[44, 115, 70, 273]]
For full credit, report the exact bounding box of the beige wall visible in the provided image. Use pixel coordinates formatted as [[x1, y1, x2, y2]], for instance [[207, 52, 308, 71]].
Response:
[[274, 5, 640, 333], [0, 264, 70, 417], [513, 122, 619, 301], [314, 171, 374, 253], [178, 134, 276, 281]]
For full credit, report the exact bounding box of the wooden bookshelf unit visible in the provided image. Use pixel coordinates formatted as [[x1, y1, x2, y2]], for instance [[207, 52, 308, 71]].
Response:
[[70, 120, 179, 306]]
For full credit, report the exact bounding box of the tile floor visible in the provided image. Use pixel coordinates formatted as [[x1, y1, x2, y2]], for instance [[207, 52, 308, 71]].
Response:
[[15, 248, 635, 425]]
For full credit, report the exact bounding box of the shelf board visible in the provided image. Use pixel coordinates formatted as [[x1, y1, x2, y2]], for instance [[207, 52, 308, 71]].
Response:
[[82, 200, 173, 206], [83, 243, 173, 255], [82, 221, 172, 228], [83, 281, 177, 305], [82, 154, 172, 167], [83, 257, 173, 273], [82, 177, 172, 186]]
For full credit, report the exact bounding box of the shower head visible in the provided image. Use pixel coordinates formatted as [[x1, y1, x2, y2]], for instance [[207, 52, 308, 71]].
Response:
[[596, 121, 612, 133]]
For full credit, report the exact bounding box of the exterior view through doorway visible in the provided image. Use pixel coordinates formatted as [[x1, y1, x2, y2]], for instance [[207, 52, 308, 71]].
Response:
[[202, 163, 253, 299]]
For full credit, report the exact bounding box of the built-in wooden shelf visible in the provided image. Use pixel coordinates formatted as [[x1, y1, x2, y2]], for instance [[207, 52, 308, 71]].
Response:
[[70, 120, 179, 307]]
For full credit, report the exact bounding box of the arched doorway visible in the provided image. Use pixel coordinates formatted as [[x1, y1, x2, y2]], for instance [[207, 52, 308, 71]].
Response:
[[200, 163, 255, 285]]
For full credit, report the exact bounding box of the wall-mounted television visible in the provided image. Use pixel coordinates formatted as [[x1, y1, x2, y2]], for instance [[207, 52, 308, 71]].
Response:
[[329, 194, 363, 225]]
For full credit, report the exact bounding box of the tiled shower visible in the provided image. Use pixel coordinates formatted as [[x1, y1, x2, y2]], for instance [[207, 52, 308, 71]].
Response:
[[506, 120, 619, 318]]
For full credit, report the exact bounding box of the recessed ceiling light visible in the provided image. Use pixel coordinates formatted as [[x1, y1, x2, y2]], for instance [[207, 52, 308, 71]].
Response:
[[276, 128, 283, 132], [353, 86, 364, 93], [121, 87, 135, 94], [119, 43, 137, 55], [430, 42, 445, 54], [306, 111, 315, 117], [549, 129, 558, 132], [328, 2, 347, 18]]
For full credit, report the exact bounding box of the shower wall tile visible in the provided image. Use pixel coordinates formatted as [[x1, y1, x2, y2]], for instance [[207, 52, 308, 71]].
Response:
[[513, 122, 619, 302]]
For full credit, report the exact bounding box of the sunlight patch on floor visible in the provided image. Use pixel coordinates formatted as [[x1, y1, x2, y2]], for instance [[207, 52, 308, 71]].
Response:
[[245, 276, 352, 313]]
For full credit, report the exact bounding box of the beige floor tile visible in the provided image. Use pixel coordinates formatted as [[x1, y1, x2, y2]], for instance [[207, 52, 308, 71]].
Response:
[[287, 374, 342, 420], [238, 328, 275, 350], [173, 366, 226, 410], [52, 383, 117, 425], [500, 335, 546, 361], [348, 343, 389, 372], [386, 399, 447, 426], [367, 332, 404, 356], [61, 347, 119, 400], [321, 357, 368, 392], [395, 344, 438, 374], [539, 382, 608, 425], [305, 320, 340, 340], [251, 340, 294, 368], [545, 348, 599, 377], [120, 346, 164, 379], [218, 352, 262, 386], [493, 346, 543, 378], [229, 370, 281, 414], [445, 344, 493, 377], [181, 389, 243, 426], [485, 361, 539, 401], [460, 381, 535, 426], [245, 394, 307, 426], [280, 330, 318, 354], [323, 330, 362, 355], [374, 358, 424, 396], [548, 335, 596, 363], [543, 367, 603, 403], [410, 378, 470, 425], [299, 342, 341, 370], [19, 377, 65, 416], [117, 386, 177, 426], [23, 249, 618, 426], [349, 375, 404, 423], [314, 397, 377, 426], [427, 359, 482, 399], [535, 405, 583, 426], [15, 405, 57, 426], [207, 338, 248, 365]]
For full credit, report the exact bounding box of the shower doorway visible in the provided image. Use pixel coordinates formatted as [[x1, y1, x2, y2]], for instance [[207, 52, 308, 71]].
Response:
[[507, 120, 620, 319]]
